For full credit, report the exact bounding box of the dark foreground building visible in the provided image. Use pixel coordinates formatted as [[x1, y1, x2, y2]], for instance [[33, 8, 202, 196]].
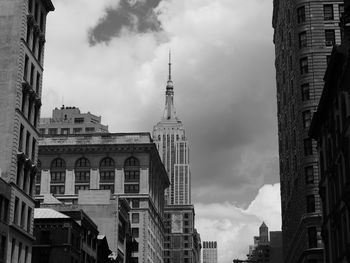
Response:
[[310, 2, 350, 262], [272, 0, 344, 262]]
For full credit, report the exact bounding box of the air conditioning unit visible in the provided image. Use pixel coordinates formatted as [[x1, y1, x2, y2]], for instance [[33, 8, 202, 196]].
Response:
[[325, 40, 334, 46]]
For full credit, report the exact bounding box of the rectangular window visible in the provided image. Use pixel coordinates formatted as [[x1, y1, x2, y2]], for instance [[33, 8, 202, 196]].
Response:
[[306, 195, 315, 213], [99, 184, 114, 193], [339, 4, 345, 17], [100, 171, 114, 182], [132, 199, 140, 208], [299, 31, 307, 48], [75, 171, 90, 183], [18, 242, 22, 263], [35, 185, 40, 195], [30, 64, 34, 86], [125, 171, 140, 182], [325, 29, 335, 46], [85, 127, 95, 133], [302, 110, 312, 128], [31, 138, 36, 161], [304, 138, 313, 156], [27, 207, 32, 232], [305, 166, 314, 184], [20, 203, 26, 228], [61, 128, 70, 135], [0, 235, 6, 261], [39, 128, 45, 135], [24, 55, 29, 81], [25, 131, 30, 156], [74, 118, 84, 123], [301, 83, 310, 101], [50, 185, 65, 195], [14, 198, 19, 224], [308, 227, 318, 248], [131, 213, 139, 224], [24, 246, 28, 263], [51, 172, 65, 183], [124, 184, 139, 193], [36, 72, 40, 93], [297, 6, 306, 23], [48, 128, 58, 135], [131, 228, 139, 238], [19, 125, 24, 151], [300, 57, 308, 74], [73, 128, 82, 134], [324, 4, 334, 20], [74, 185, 89, 194], [10, 239, 15, 263], [28, 0, 33, 13]]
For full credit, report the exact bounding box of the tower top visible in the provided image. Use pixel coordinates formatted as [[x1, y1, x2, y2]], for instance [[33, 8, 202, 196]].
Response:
[[166, 50, 173, 89]]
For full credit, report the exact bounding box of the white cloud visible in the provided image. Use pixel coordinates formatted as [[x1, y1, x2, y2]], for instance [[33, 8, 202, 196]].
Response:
[[195, 183, 281, 263]]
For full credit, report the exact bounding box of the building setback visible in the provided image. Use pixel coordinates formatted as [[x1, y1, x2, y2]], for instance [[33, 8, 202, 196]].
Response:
[[310, 2, 350, 262], [0, 0, 54, 262], [39, 106, 109, 135], [272, 0, 343, 262], [37, 132, 169, 263], [202, 241, 217, 263]]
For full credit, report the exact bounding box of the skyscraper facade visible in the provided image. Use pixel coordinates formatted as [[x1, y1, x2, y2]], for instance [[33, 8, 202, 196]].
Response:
[[153, 56, 191, 205], [272, 1, 343, 262], [202, 241, 217, 263], [0, 0, 54, 262]]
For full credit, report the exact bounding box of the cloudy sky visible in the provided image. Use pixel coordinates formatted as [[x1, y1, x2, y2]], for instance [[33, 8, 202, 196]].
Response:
[[42, 0, 280, 261]]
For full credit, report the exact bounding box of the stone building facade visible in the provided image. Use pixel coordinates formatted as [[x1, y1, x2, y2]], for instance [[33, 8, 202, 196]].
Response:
[[0, 0, 54, 262], [202, 241, 217, 263], [272, 1, 343, 262], [310, 2, 350, 262], [37, 133, 169, 263], [39, 106, 109, 135]]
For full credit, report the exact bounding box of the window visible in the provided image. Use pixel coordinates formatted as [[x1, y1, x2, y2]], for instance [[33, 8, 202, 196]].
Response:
[[27, 207, 32, 232], [18, 242, 22, 263], [339, 4, 345, 17], [325, 29, 335, 46], [132, 199, 140, 208], [302, 111, 312, 128], [20, 203, 26, 228], [131, 213, 139, 224], [100, 185, 114, 193], [304, 138, 313, 156], [39, 128, 45, 135], [51, 171, 65, 183], [31, 138, 36, 161], [85, 127, 95, 133], [124, 157, 140, 194], [125, 184, 139, 193], [61, 128, 70, 135], [36, 72, 40, 93], [308, 227, 318, 248], [28, 0, 33, 13], [19, 125, 24, 151], [50, 158, 66, 195], [306, 195, 315, 213], [300, 57, 308, 74], [324, 4, 334, 20], [75, 158, 90, 193], [99, 157, 115, 185], [24, 55, 29, 81], [301, 83, 310, 101], [48, 128, 58, 135], [13, 198, 19, 224], [299, 31, 307, 48], [297, 6, 306, 23], [305, 166, 314, 184], [132, 228, 139, 238], [75, 185, 89, 194], [0, 235, 6, 261], [73, 128, 82, 134], [50, 185, 65, 195], [74, 118, 84, 123], [30, 64, 34, 86]]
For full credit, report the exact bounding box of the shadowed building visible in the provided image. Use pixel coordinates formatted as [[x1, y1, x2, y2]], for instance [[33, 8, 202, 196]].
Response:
[[37, 133, 169, 263], [310, 2, 350, 262], [39, 106, 109, 135], [272, 0, 344, 262], [202, 241, 217, 263], [0, 0, 54, 262]]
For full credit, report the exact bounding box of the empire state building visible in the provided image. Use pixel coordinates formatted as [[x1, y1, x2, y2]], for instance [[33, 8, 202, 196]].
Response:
[[153, 55, 191, 205]]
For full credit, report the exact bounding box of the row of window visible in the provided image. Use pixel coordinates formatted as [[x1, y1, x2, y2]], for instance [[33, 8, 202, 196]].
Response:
[[13, 197, 32, 234], [297, 4, 344, 24], [28, 0, 45, 31], [40, 126, 96, 135], [9, 239, 30, 263], [18, 124, 36, 161]]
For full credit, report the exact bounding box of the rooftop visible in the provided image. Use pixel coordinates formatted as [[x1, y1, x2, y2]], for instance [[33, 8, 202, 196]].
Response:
[[34, 208, 69, 219]]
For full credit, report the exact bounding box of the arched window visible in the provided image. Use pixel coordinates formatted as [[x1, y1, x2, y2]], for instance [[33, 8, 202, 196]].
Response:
[[99, 157, 115, 193], [124, 157, 140, 194], [75, 157, 90, 194], [50, 158, 66, 195]]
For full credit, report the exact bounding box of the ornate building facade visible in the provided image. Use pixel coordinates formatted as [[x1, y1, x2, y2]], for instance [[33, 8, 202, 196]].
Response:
[[310, 2, 350, 261], [37, 133, 169, 263], [272, 1, 343, 262], [0, 0, 54, 262]]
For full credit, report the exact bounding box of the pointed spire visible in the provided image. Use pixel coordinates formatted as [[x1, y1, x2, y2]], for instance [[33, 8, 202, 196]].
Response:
[[163, 50, 176, 120], [167, 49, 173, 90]]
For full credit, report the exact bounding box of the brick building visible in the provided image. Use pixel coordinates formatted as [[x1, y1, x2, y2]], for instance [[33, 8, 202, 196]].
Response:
[[272, 0, 343, 262], [0, 0, 54, 262], [310, 2, 350, 262], [37, 133, 169, 263]]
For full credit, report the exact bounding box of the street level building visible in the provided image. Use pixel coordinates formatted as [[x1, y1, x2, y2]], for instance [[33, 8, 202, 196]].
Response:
[[0, 178, 11, 263], [37, 133, 169, 263], [272, 1, 343, 262], [0, 0, 54, 262], [202, 241, 217, 263], [33, 208, 99, 263], [310, 2, 350, 262], [39, 106, 109, 135]]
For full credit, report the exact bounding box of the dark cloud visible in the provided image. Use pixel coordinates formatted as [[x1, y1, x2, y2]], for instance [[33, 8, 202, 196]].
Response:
[[88, 0, 162, 45]]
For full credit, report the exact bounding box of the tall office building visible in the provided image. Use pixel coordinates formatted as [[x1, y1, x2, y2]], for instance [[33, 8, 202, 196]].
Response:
[[153, 55, 191, 205], [272, 1, 343, 262], [39, 106, 109, 135], [0, 0, 54, 262], [202, 241, 217, 263]]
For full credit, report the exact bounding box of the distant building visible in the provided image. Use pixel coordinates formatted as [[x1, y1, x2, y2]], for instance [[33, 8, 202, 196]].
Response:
[[246, 223, 283, 263], [0, 0, 54, 262], [202, 241, 217, 263], [163, 205, 200, 263], [33, 208, 99, 263], [309, 2, 350, 262], [37, 132, 169, 263], [272, 0, 344, 262], [39, 106, 109, 135]]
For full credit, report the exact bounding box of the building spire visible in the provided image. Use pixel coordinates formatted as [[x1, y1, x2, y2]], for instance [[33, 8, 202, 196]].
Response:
[[166, 49, 173, 90], [168, 49, 172, 81], [163, 51, 176, 120]]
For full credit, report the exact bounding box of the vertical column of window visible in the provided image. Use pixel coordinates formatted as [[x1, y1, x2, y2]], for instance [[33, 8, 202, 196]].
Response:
[[300, 57, 309, 75], [25, 131, 30, 157], [13, 197, 19, 225], [99, 158, 115, 193], [50, 158, 66, 195], [324, 4, 334, 21], [35, 161, 41, 195], [124, 157, 140, 194], [35, 72, 40, 93], [31, 138, 36, 161], [18, 125, 24, 152], [75, 158, 90, 194]]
